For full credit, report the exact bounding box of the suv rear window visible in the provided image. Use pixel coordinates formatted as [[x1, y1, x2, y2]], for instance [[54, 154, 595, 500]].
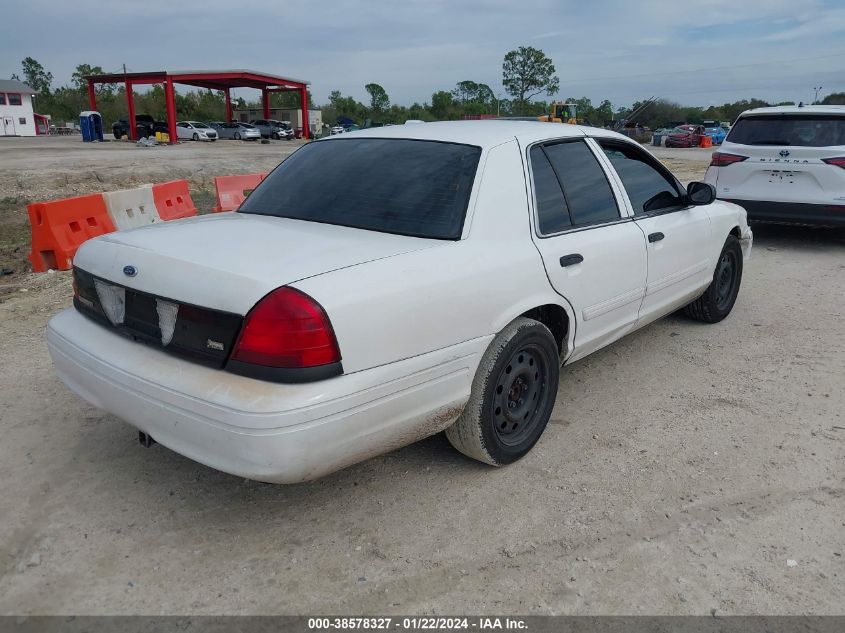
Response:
[[727, 114, 845, 147], [239, 138, 482, 239]]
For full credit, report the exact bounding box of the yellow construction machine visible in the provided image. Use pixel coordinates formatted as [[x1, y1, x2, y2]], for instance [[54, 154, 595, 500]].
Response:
[[539, 102, 579, 124]]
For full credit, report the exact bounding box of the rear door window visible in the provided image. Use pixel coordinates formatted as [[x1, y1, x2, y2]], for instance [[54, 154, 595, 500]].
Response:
[[529, 146, 571, 234], [727, 114, 845, 147], [528, 140, 620, 234], [240, 138, 481, 240], [543, 141, 620, 226]]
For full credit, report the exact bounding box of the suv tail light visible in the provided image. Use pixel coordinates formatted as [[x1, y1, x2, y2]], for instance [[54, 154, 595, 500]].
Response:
[[230, 287, 341, 370], [822, 157, 845, 170], [710, 152, 748, 167]]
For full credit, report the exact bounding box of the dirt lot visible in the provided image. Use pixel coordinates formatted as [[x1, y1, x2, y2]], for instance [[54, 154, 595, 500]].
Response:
[[0, 136, 304, 277], [0, 137, 843, 615]]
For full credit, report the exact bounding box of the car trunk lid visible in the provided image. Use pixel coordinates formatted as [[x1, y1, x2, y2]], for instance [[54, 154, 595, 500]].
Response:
[[75, 212, 443, 314]]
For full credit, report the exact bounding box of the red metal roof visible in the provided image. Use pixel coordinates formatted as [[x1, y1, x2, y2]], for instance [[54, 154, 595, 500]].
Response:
[[85, 69, 309, 90]]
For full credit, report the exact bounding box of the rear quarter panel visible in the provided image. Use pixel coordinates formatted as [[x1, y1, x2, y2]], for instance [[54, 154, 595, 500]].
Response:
[[293, 140, 574, 374]]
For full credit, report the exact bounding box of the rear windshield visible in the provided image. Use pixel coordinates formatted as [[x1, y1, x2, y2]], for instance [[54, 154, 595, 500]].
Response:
[[239, 138, 482, 239], [727, 114, 845, 147]]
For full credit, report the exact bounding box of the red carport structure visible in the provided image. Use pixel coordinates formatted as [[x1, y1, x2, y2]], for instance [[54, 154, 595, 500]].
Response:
[[85, 69, 310, 143]]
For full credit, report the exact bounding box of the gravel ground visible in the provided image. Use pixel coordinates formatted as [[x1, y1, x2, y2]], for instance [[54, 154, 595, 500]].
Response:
[[0, 137, 843, 615]]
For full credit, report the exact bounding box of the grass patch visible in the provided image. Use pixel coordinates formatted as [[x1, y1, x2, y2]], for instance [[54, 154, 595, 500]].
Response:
[[192, 188, 217, 215], [0, 196, 30, 212]]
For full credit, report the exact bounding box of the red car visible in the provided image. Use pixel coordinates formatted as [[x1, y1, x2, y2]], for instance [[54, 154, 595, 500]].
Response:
[[665, 124, 705, 148]]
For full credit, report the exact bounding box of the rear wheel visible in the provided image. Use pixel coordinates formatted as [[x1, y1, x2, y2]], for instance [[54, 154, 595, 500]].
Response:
[[684, 235, 743, 323], [446, 317, 559, 466]]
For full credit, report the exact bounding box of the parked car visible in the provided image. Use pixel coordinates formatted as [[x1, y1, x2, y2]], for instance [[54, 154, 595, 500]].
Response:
[[209, 121, 262, 141], [329, 125, 345, 135], [704, 126, 727, 145], [48, 121, 752, 483], [176, 121, 218, 141], [112, 114, 167, 140], [251, 119, 293, 140], [665, 124, 705, 148], [705, 104, 845, 227]]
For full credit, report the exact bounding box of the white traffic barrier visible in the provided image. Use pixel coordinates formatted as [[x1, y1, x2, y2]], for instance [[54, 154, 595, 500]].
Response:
[[102, 186, 161, 232]]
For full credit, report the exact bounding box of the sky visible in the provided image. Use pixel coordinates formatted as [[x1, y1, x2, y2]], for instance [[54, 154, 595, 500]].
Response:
[[2, 0, 844, 109]]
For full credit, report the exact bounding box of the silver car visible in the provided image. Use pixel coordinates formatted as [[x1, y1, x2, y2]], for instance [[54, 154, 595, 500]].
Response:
[[251, 119, 294, 140], [210, 122, 262, 141]]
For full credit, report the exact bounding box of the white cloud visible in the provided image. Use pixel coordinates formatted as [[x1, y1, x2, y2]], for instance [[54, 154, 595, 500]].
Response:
[[3, 0, 845, 107]]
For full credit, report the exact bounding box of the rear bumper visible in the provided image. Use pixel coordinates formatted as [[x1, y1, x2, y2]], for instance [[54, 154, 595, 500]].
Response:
[[47, 309, 484, 483], [721, 198, 845, 227]]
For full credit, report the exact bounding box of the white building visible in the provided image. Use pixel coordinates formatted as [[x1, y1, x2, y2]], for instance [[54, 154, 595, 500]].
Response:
[[0, 79, 38, 136]]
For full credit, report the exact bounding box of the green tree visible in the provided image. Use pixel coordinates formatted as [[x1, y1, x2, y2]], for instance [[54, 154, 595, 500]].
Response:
[[820, 92, 845, 105], [21, 57, 53, 95], [430, 90, 455, 119], [502, 46, 559, 114], [595, 99, 614, 124], [365, 83, 390, 112], [71, 64, 114, 96]]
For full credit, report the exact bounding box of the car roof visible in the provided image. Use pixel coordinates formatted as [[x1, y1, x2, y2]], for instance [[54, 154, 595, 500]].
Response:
[[316, 119, 632, 149], [739, 105, 845, 117]]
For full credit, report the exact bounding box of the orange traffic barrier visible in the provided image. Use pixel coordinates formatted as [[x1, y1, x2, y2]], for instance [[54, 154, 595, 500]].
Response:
[[149, 179, 198, 221], [699, 135, 713, 148], [212, 173, 266, 212], [28, 193, 116, 272]]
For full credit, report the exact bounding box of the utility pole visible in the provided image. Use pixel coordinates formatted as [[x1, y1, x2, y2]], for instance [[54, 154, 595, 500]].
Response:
[[813, 86, 823, 104]]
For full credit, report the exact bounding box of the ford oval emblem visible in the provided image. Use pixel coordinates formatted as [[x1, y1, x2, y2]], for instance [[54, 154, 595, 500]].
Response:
[[779, 149, 790, 157], [123, 265, 137, 277]]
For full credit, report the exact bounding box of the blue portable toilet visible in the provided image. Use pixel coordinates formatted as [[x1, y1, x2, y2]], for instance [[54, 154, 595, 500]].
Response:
[[79, 111, 104, 142]]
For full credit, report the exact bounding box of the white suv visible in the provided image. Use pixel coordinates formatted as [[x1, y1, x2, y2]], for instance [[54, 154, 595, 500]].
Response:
[[704, 105, 845, 227]]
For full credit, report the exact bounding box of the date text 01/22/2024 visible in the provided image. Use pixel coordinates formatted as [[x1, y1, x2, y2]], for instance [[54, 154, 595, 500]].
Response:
[[307, 617, 528, 630]]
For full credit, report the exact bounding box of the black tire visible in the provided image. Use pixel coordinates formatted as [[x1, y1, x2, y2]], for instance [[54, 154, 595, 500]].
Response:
[[234, 132, 241, 140], [113, 131, 122, 140], [446, 317, 559, 466], [684, 235, 743, 323], [192, 133, 199, 141], [271, 132, 279, 140]]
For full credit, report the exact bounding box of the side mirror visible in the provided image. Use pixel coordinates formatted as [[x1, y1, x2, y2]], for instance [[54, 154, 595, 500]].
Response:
[[687, 181, 716, 206]]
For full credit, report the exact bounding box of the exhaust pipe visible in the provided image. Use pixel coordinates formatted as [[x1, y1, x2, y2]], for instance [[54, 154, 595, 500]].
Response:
[[138, 431, 156, 448]]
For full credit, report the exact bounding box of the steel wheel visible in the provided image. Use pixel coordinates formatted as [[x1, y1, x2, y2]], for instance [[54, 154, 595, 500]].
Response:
[[446, 317, 560, 466], [714, 249, 739, 312], [492, 346, 551, 446], [683, 235, 743, 323]]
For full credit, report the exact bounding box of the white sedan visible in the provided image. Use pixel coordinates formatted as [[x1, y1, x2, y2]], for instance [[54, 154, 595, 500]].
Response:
[[48, 121, 752, 483], [175, 121, 217, 141]]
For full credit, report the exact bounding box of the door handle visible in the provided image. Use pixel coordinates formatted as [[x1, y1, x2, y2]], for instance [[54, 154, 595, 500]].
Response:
[[559, 254, 584, 267], [648, 232, 665, 243]]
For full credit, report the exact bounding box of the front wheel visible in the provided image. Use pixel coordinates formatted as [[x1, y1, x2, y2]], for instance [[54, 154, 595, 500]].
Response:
[[684, 235, 743, 323], [446, 317, 559, 466], [234, 132, 241, 140], [192, 133, 199, 141]]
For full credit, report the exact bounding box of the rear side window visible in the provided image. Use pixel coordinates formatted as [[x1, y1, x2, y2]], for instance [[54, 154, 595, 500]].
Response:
[[599, 142, 684, 215], [727, 114, 845, 147], [529, 146, 571, 234], [239, 138, 481, 240], [529, 140, 619, 234]]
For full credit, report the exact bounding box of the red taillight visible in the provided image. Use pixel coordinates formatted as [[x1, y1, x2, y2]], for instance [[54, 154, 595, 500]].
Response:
[[231, 287, 341, 368], [822, 157, 845, 170], [710, 152, 748, 167]]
